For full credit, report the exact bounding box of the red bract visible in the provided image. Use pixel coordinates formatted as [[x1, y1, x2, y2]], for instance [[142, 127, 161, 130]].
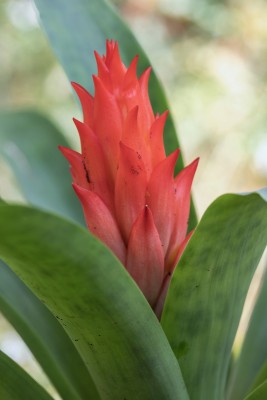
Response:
[[60, 40, 198, 318]]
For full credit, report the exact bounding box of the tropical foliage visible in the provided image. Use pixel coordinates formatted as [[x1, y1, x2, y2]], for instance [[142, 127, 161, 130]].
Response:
[[0, 1, 267, 399]]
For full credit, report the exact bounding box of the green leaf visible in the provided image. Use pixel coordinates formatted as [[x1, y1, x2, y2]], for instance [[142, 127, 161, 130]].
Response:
[[0, 204, 189, 400], [0, 110, 83, 224], [244, 381, 267, 400], [0, 350, 53, 400], [226, 262, 267, 400], [251, 361, 267, 393], [33, 0, 197, 230], [0, 260, 99, 400], [161, 192, 267, 400]]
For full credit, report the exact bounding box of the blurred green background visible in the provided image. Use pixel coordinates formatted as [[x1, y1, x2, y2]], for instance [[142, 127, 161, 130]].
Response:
[[1, 0, 267, 395]]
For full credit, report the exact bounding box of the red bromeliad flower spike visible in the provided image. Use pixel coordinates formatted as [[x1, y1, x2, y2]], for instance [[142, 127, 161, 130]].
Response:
[[60, 40, 199, 318]]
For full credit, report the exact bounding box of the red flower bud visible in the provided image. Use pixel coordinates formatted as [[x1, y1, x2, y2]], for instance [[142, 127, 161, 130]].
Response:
[[60, 40, 198, 318]]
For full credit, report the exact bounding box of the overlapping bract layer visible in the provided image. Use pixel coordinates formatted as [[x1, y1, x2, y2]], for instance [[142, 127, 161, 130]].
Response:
[[60, 40, 198, 317]]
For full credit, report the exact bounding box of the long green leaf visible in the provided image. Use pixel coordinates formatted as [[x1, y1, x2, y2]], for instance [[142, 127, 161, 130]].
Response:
[[161, 192, 267, 400], [0, 204, 189, 400], [0, 110, 83, 224], [251, 361, 267, 393], [0, 260, 99, 400], [244, 381, 267, 400], [227, 263, 267, 400], [0, 350, 53, 400], [33, 0, 197, 230]]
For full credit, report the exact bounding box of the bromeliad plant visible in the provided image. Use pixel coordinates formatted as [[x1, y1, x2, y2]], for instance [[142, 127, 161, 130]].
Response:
[[0, 1, 267, 400]]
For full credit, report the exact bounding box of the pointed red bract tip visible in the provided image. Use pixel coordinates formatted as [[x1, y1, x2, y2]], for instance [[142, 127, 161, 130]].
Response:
[[71, 82, 94, 126], [123, 55, 139, 90], [59, 146, 88, 188], [115, 142, 147, 242], [127, 206, 164, 306], [73, 183, 126, 264]]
